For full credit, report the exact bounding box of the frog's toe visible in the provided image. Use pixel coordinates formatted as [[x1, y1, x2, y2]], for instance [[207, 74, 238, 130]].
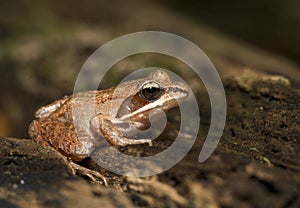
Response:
[[147, 140, 153, 146]]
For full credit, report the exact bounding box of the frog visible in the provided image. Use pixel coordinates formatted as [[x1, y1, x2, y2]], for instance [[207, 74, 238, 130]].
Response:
[[28, 70, 189, 185]]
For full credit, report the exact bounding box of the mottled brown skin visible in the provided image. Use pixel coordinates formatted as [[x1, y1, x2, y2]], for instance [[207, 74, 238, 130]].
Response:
[[29, 88, 117, 161]]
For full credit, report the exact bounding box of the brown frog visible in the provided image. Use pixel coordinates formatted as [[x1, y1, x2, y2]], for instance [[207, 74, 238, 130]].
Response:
[[28, 70, 189, 185]]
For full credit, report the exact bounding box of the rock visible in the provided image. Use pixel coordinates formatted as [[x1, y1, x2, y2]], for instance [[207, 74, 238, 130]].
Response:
[[234, 69, 291, 92], [0, 137, 133, 208], [1, 69, 300, 207]]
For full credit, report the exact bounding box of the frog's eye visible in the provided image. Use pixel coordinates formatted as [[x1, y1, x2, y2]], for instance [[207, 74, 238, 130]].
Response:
[[139, 81, 162, 101]]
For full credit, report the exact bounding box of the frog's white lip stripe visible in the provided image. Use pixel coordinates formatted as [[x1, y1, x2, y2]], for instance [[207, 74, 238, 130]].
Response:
[[119, 92, 188, 121]]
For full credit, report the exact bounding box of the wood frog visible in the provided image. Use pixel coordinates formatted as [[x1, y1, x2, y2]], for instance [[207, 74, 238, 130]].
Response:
[[28, 70, 189, 185]]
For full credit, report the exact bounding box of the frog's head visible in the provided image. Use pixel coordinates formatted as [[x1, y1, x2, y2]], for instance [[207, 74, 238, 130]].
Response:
[[115, 70, 189, 123]]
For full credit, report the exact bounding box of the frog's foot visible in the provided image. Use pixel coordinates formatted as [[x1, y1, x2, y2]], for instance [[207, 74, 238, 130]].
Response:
[[64, 158, 108, 186], [116, 138, 153, 146]]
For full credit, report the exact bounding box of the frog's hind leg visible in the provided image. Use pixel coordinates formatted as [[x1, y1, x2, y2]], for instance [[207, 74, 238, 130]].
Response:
[[90, 114, 153, 147], [35, 95, 70, 119], [62, 156, 109, 186]]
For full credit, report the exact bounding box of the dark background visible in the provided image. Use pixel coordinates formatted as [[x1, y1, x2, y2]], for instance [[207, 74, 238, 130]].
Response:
[[157, 0, 300, 64], [1, 0, 300, 63], [0, 0, 299, 137]]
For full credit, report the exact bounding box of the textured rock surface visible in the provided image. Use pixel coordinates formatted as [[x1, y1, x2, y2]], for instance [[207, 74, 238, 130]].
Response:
[[0, 137, 133, 208], [1, 70, 299, 207]]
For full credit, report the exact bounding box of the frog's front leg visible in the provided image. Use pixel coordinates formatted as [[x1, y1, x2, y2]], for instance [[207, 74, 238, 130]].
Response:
[[90, 114, 153, 146]]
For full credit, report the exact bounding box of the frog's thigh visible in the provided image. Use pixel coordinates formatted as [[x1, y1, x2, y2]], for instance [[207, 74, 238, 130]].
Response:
[[35, 96, 69, 118], [90, 114, 152, 146]]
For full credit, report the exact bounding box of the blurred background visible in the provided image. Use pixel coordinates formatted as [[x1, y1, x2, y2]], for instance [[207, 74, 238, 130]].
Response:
[[0, 0, 300, 137]]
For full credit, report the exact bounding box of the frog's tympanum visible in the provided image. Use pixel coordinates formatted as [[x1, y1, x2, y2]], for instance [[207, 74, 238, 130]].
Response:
[[29, 70, 189, 185]]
